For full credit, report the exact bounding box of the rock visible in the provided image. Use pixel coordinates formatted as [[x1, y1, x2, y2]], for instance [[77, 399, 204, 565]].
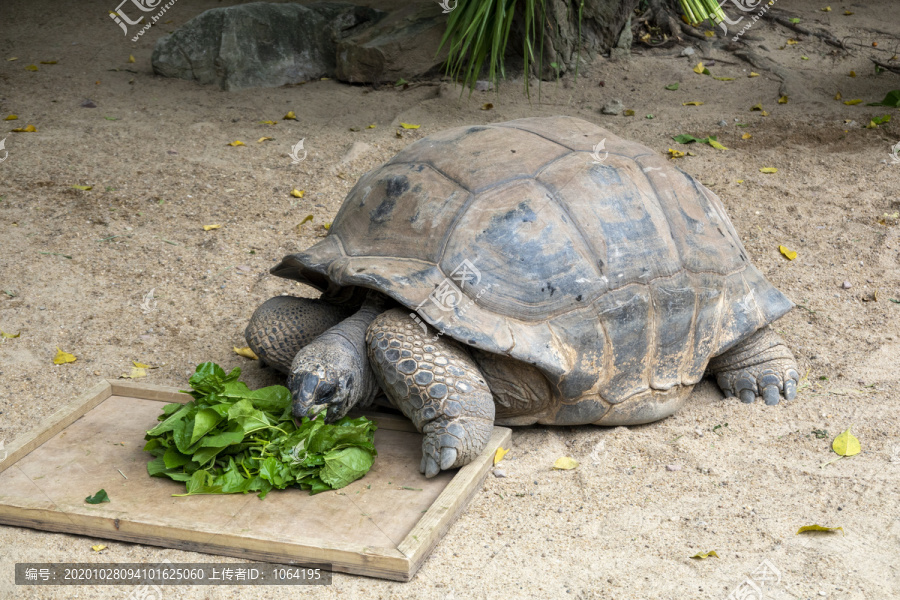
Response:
[[493, 469, 506, 478], [335, 3, 446, 84], [841, 281, 852, 289], [474, 80, 494, 92], [80, 99, 97, 108], [666, 464, 681, 472], [681, 46, 696, 56], [600, 99, 624, 115], [718, 120, 728, 127], [339, 141, 372, 165], [609, 16, 632, 60], [152, 2, 383, 91]]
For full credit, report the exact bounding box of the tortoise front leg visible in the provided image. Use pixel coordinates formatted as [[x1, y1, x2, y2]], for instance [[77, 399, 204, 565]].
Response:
[[366, 309, 495, 478], [245, 296, 352, 373]]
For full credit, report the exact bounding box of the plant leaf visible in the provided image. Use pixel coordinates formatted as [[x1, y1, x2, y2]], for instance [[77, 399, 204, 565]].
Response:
[[779, 245, 797, 260], [283, 111, 297, 120], [553, 456, 578, 470], [760, 167, 778, 173], [665, 83, 679, 90], [843, 99, 863, 105], [832, 426, 861, 457], [53, 347, 76, 364], [85, 489, 110, 504], [399, 123, 420, 129], [494, 447, 509, 465], [690, 550, 719, 559], [290, 189, 304, 198], [202, 224, 221, 231], [797, 525, 844, 535], [227, 140, 245, 146]]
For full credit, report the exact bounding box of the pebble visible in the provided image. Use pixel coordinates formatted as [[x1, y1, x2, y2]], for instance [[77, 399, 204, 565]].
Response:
[[493, 469, 507, 478], [600, 99, 625, 115], [474, 80, 494, 92], [80, 99, 97, 108], [841, 281, 852, 289], [718, 120, 728, 127], [681, 46, 695, 56], [666, 464, 681, 472]]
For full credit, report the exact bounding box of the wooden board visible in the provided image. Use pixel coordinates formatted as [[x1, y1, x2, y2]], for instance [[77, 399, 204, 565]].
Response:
[[0, 380, 510, 581]]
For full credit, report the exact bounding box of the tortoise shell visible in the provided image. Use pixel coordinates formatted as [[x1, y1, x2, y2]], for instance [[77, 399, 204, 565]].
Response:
[[273, 116, 792, 422]]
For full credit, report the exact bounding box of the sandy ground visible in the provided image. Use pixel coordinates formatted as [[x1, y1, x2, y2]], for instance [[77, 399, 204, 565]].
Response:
[[1, 0, 899, 598]]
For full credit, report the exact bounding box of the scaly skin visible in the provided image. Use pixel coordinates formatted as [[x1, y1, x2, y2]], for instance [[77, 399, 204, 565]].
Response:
[[366, 309, 495, 478], [708, 326, 800, 405]]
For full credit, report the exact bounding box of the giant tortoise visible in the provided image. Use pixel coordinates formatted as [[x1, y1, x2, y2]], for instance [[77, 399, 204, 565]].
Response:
[[245, 116, 800, 477]]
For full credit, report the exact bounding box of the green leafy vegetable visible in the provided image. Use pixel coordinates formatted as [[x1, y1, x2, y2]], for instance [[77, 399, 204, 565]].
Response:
[[85, 489, 110, 504], [867, 90, 900, 107], [665, 83, 680, 90], [144, 362, 377, 498]]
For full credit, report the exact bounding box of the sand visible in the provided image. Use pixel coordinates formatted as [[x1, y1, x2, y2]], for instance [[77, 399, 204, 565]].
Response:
[[0, 0, 898, 598]]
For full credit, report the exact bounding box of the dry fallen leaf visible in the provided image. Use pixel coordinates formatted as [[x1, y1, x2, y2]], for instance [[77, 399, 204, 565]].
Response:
[[759, 167, 778, 173], [71, 185, 92, 191], [11, 124, 37, 132], [202, 224, 221, 231], [227, 140, 245, 146], [120, 366, 147, 379], [667, 148, 686, 158], [259, 120, 277, 125], [749, 72, 759, 77], [298, 215, 314, 228], [797, 525, 843, 535], [843, 99, 863, 105], [821, 6, 831, 11], [690, 550, 719, 559], [779, 245, 797, 260], [704, 30, 715, 37], [832, 426, 861, 457], [843, 10, 853, 15], [682, 101, 704, 106], [623, 109, 635, 116], [283, 111, 297, 120], [708, 138, 727, 150], [848, 70, 856, 77], [323, 222, 331, 230], [494, 447, 510, 465], [233, 346, 259, 360], [257, 137, 273, 143], [712, 76, 734, 81], [742, 133, 752, 139], [553, 456, 578, 470], [786, 39, 798, 45], [4, 115, 17, 120], [1, 331, 21, 339], [53, 347, 77, 365], [25, 64, 38, 71], [834, 91, 842, 100], [290, 189, 305, 198], [482, 103, 493, 111], [92, 545, 107, 552], [750, 103, 764, 111], [399, 123, 420, 129], [367, 123, 376, 129], [778, 95, 789, 104], [128, 55, 135, 63], [692, 62, 709, 75], [736, 179, 744, 184]]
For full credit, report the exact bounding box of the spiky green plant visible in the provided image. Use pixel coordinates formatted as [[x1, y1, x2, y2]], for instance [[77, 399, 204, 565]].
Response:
[[680, 0, 728, 27]]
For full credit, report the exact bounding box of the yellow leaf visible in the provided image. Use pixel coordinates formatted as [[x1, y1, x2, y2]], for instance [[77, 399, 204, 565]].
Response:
[[11, 124, 36, 132], [482, 103, 494, 110], [71, 185, 92, 191], [742, 133, 752, 139], [553, 456, 578, 470], [843, 11, 853, 15], [1, 331, 20, 339], [25, 64, 38, 71], [786, 39, 798, 45], [760, 110, 769, 116], [623, 109, 635, 116], [779, 245, 797, 260], [712, 76, 734, 81], [821, 6, 831, 11], [692, 62, 706, 74], [750, 103, 764, 111], [367, 124, 376, 129], [797, 525, 844, 535], [667, 148, 686, 158], [834, 91, 842, 100], [778, 95, 789, 104], [866, 120, 877, 129], [91, 545, 107, 552], [283, 111, 297, 120], [7, 57, 18, 61], [323, 222, 331, 230], [290, 189, 305, 198], [53, 347, 77, 365], [749, 72, 759, 77], [736, 179, 744, 183], [40, 60, 58, 65], [227, 140, 245, 146], [203, 224, 221, 231], [801, 56, 809, 60], [298, 215, 314, 227], [259, 120, 277, 125], [128, 55, 135, 63], [120, 367, 147, 379], [708, 139, 728, 150], [843, 99, 862, 105], [257, 137, 273, 143], [690, 550, 719, 559], [704, 30, 715, 37], [832, 426, 861, 457], [133, 361, 156, 369], [399, 123, 420, 129], [233, 346, 259, 360], [682, 101, 704, 106], [759, 167, 778, 173], [493, 447, 510, 465], [848, 70, 856, 77], [4, 115, 17, 120]]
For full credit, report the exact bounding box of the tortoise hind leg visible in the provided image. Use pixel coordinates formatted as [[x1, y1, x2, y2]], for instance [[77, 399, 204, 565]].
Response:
[[245, 296, 352, 373], [708, 326, 800, 405], [366, 309, 495, 478]]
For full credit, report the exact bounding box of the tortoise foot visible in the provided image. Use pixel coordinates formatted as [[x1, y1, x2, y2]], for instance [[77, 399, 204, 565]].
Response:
[[366, 309, 495, 477], [709, 326, 800, 405]]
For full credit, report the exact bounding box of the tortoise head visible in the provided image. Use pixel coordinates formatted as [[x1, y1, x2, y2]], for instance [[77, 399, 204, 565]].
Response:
[[288, 341, 360, 423]]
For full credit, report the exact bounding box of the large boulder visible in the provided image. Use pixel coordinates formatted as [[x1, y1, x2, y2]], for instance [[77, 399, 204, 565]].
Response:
[[151, 2, 383, 91], [335, 3, 448, 84]]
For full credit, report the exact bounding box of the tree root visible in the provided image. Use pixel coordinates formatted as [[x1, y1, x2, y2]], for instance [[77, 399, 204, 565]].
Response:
[[761, 9, 847, 50], [871, 58, 900, 76], [732, 49, 794, 98]]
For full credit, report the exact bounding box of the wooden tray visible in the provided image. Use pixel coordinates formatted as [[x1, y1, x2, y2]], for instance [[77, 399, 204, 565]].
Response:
[[0, 380, 510, 581]]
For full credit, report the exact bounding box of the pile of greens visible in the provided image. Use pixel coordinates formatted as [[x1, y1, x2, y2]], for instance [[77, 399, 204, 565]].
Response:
[[143, 362, 377, 498]]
